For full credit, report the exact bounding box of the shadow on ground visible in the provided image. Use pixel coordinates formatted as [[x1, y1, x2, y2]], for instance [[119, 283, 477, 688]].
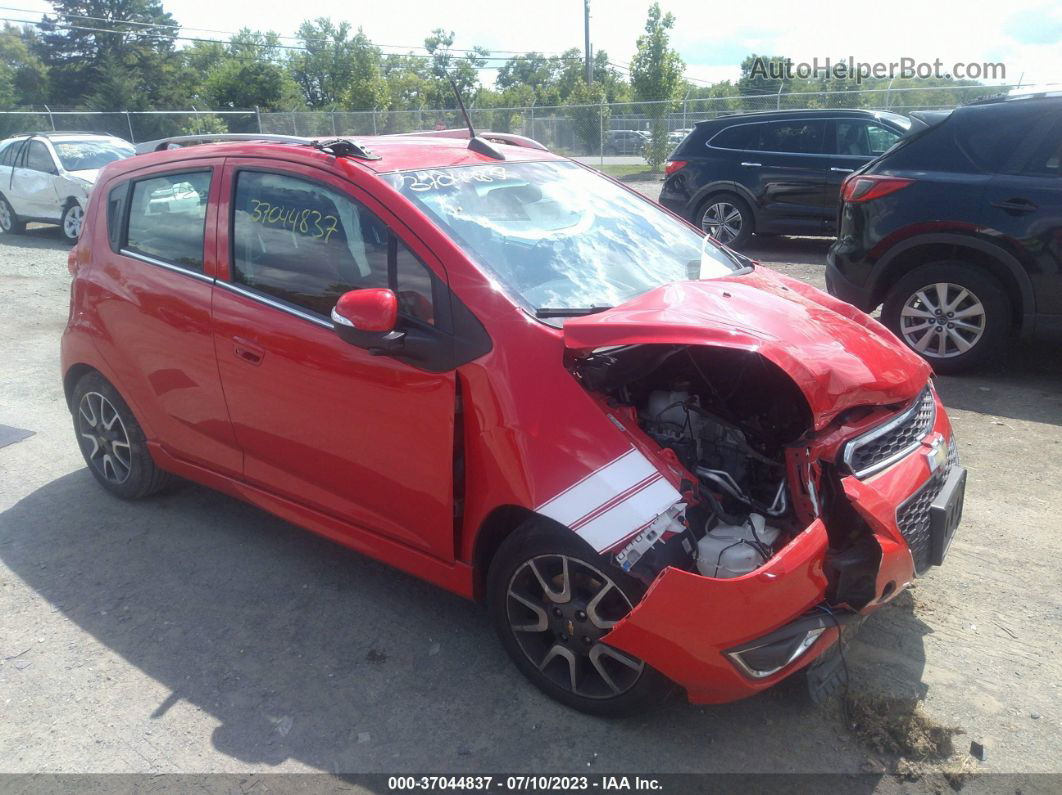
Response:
[[936, 339, 1062, 426], [0, 468, 933, 775], [1, 224, 72, 252]]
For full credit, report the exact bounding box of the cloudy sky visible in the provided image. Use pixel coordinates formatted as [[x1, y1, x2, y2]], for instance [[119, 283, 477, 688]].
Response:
[[9, 0, 1061, 87]]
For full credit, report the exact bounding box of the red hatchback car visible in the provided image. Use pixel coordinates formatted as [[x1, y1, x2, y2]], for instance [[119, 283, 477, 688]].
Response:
[[61, 131, 965, 715]]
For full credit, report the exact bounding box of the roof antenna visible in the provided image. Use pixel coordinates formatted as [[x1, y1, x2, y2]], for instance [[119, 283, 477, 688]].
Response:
[[446, 73, 505, 160]]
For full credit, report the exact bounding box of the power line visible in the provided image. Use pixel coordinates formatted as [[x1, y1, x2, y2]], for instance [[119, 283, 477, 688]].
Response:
[[0, 4, 579, 57]]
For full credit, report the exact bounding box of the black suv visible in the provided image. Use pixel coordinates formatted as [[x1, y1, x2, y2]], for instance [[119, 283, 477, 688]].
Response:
[[660, 109, 911, 247], [827, 95, 1062, 373]]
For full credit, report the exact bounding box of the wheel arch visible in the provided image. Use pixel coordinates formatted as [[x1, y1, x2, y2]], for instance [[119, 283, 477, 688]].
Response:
[[690, 182, 759, 226], [63, 362, 98, 411], [870, 233, 1036, 334], [471, 504, 547, 603]]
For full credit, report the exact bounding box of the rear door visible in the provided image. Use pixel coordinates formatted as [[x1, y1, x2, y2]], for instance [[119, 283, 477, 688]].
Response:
[[10, 139, 61, 219], [93, 161, 242, 476], [822, 119, 904, 231], [979, 110, 1062, 318], [738, 119, 829, 234], [210, 158, 459, 560]]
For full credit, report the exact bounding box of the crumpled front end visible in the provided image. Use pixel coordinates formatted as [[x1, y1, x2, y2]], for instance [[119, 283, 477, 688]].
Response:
[[574, 350, 963, 703]]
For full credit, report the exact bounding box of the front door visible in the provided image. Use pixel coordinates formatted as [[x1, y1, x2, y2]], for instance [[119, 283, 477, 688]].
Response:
[[10, 139, 60, 219], [210, 160, 458, 560]]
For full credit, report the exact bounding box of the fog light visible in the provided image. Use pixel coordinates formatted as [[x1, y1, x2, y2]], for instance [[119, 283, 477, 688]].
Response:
[[727, 627, 826, 679]]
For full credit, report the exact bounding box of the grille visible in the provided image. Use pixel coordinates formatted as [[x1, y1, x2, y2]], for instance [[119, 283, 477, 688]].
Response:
[[844, 387, 936, 477], [896, 447, 956, 574]]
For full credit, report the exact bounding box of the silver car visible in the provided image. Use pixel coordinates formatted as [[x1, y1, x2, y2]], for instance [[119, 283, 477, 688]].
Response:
[[0, 133, 134, 241]]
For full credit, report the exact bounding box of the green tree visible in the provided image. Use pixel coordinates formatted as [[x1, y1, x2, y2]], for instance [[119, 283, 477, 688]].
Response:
[[0, 24, 49, 107], [200, 30, 299, 111], [629, 2, 684, 169], [36, 0, 182, 107], [565, 80, 610, 155], [289, 18, 385, 109]]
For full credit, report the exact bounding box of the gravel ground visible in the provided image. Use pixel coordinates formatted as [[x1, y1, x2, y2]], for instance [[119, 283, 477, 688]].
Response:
[[1, 210, 1061, 787]]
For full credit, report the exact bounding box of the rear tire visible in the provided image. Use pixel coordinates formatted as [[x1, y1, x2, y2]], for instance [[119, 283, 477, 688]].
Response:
[[881, 261, 1011, 374], [697, 193, 753, 249], [0, 195, 25, 235], [71, 372, 172, 499], [487, 521, 673, 716]]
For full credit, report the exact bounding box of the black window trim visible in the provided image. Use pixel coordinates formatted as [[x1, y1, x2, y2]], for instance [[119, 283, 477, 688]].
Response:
[[226, 164, 453, 334], [706, 117, 842, 156], [120, 166, 214, 279]]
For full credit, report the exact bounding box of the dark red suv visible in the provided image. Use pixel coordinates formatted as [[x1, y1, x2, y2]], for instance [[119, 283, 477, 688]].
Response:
[[62, 131, 964, 715]]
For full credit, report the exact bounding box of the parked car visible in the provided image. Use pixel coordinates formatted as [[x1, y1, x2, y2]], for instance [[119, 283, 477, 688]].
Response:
[[668, 128, 692, 147], [605, 129, 649, 156], [660, 109, 913, 247], [0, 132, 134, 241], [62, 131, 964, 715], [827, 95, 1062, 373]]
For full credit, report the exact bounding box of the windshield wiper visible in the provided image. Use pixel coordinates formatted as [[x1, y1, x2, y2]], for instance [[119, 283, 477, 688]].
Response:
[[535, 305, 613, 318]]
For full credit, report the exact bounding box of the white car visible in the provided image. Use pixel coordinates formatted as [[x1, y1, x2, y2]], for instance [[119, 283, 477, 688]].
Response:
[[0, 133, 134, 241]]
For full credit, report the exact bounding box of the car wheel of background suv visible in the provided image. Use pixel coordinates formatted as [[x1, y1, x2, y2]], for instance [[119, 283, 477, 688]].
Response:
[[61, 201, 84, 242], [0, 194, 26, 235], [487, 520, 673, 716], [697, 193, 753, 248], [881, 261, 1011, 374], [71, 371, 172, 499]]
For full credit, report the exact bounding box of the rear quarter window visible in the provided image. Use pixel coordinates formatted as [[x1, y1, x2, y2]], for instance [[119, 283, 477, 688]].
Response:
[[707, 124, 758, 150]]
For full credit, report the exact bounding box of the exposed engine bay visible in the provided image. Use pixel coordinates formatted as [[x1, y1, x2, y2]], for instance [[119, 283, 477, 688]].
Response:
[[576, 344, 820, 584]]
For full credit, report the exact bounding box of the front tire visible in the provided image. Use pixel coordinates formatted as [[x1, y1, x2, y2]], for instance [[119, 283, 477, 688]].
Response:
[[61, 201, 84, 242], [697, 193, 753, 248], [71, 372, 172, 499], [487, 522, 673, 716], [881, 261, 1011, 374], [0, 195, 25, 235]]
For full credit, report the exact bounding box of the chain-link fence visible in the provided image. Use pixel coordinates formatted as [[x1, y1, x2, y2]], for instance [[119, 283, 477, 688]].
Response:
[[0, 83, 1036, 167]]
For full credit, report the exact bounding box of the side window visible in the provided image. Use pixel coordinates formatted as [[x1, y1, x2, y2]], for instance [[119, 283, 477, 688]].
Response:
[[866, 124, 901, 155], [232, 171, 437, 323], [760, 121, 825, 154], [956, 109, 1042, 172], [0, 141, 22, 167], [1017, 117, 1062, 177], [107, 182, 129, 253], [25, 141, 57, 173], [125, 171, 211, 271], [709, 124, 758, 150]]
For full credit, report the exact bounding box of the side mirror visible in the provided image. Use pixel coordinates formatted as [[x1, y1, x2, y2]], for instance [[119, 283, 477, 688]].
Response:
[[331, 288, 404, 353]]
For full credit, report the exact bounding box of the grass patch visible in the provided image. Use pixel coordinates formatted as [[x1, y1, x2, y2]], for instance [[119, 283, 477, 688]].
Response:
[[592, 164, 661, 181], [845, 691, 976, 786]]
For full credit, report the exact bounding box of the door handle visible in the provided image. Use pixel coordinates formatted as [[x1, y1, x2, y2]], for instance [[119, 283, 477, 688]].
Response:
[[740, 161, 762, 167], [991, 197, 1037, 214], [831, 167, 855, 173], [232, 337, 265, 366]]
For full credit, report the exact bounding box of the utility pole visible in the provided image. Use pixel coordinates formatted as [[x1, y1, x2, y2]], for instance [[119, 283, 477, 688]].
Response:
[[584, 0, 592, 85]]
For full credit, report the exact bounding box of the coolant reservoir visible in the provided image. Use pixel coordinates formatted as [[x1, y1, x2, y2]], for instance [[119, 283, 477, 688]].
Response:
[[696, 513, 780, 578]]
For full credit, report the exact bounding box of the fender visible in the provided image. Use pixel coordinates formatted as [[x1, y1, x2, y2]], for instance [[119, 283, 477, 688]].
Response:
[[869, 231, 1037, 332], [686, 180, 760, 220]]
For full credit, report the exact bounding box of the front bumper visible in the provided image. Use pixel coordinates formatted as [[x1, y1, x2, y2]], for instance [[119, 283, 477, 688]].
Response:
[[603, 392, 960, 704]]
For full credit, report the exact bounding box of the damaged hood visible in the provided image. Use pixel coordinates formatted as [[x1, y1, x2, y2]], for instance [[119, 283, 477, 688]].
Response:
[[563, 268, 931, 430]]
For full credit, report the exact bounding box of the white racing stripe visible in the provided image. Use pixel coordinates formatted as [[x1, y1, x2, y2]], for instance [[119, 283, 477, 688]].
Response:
[[537, 448, 682, 552]]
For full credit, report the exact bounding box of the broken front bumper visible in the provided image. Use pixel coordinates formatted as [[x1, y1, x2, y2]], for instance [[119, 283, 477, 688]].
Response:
[[603, 399, 962, 704]]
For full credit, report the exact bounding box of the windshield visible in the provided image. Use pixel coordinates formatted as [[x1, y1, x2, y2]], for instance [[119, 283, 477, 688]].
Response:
[[390, 161, 744, 317], [52, 138, 134, 172]]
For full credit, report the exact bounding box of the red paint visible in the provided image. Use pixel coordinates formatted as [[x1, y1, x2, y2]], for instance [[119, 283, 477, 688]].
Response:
[[334, 288, 397, 331], [60, 134, 960, 705]]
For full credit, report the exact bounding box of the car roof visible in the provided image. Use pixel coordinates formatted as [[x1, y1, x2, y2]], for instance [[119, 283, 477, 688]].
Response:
[[108, 134, 565, 179], [2, 132, 127, 141], [693, 108, 890, 126]]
